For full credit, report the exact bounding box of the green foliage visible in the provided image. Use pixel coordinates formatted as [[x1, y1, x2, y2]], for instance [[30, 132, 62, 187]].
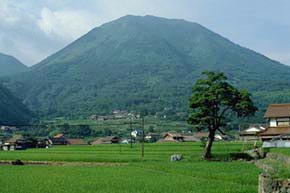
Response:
[[0, 52, 27, 77], [0, 84, 34, 125], [189, 71, 257, 129], [188, 71, 257, 158]]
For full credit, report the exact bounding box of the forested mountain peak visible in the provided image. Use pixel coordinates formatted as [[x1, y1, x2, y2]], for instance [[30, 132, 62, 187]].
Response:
[[5, 15, 290, 119]]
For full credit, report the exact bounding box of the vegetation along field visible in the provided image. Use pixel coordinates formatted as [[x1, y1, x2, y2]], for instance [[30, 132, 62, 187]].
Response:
[[0, 142, 260, 193]]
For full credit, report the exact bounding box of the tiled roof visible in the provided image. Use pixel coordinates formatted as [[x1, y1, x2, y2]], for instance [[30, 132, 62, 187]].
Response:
[[258, 126, 290, 136], [6, 134, 22, 143], [54, 134, 64, 138], [264, 104, 290, 118]]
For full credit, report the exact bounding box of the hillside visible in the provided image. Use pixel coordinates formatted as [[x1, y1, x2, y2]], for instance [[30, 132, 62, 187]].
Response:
[[0, 53, 28, 77], [0, 84, 34, 125], [5, 15, 290, 119]]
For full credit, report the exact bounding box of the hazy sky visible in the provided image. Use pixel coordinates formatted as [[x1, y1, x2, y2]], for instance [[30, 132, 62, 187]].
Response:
[[0, 0, 289, 66]]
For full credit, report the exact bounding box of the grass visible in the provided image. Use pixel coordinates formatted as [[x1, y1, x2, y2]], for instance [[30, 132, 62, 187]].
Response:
[[0, 142, 260, 193], [268, 147, 290, 156], [259, 147, 290, 179], [0, 142, 254, 162]]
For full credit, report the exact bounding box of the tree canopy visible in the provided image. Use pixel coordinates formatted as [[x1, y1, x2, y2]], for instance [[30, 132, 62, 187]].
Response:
[[188, 71, 257, 159]]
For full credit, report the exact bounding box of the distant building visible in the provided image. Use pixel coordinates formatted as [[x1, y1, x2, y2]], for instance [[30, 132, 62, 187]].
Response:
[[193, 132, 229, 141], [112, 110, 128, 119], [66, 138, 87, 145], [0, 126, 19, 131], [145, 133, 160, 142], [239, 125, 266, 141], [258, 104, 290, 141], [2, 135, 49, 150], [162, 132, 184, 142], [50, 134, 68, 145], [3, 134, 23, 150], [193, 132, 209, 140], [183, 135, 200, 142], [158, 132, 200, 143], [91, 136, 120, 145], [89, 115, 97, 120]]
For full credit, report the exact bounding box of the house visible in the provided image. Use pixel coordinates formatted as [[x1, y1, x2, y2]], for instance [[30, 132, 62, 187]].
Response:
[[145, 133, 160, 142], [3, 135, 39, 150], [5, 134, 23, 144], [50, 134, 68, 145], [36, 138, 52, 148], [158, 132, 199, 143], [258, 104, 290, 141], [0, 126, 19, 131], [15, 137, 38, 149], [91, 136, 120, 145], [66, 138, 87, 145], [3, 135, 51, 150], [89, 114, 97, 120], [183, 135, 200, 142], [112, 110, 128, 119], [214, 134, 231, 141], [193, 132, 209, 140], [121, 139, 129, 144], [2, 134, 23, 150], [159, 132, 184, 142], [239, 125, 266, 141], [193, 132, 229, 141]]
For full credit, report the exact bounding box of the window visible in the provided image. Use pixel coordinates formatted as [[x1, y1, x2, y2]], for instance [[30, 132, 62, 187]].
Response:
[[277, 118, 290, 126]]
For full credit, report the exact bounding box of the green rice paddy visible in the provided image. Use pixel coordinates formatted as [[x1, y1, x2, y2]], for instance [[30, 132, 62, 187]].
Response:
[[0, 142, 260, 193]]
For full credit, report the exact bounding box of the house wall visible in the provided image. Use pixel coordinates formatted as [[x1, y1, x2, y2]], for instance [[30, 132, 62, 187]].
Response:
[[269, 118, 277, 127]]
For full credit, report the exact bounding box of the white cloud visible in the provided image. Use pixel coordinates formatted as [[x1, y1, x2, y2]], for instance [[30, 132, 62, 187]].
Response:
[[38, 7, 98, 41]]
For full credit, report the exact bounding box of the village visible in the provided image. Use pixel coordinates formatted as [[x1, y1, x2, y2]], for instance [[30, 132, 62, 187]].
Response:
[[1, 103, 290, 151]]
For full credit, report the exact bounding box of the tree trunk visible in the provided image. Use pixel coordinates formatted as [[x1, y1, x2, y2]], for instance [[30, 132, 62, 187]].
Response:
[[203, 130, 215, 160]]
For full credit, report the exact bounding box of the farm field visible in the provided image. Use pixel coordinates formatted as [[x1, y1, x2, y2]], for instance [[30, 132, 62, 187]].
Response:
[[0, 142, 260, 193], [269, 147, 290, 156]]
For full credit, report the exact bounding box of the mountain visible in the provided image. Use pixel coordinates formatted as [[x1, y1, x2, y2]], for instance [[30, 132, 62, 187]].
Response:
[[0, 52, 28, 77], [0, 84, 34, 125], [5, 15, 290, 119]]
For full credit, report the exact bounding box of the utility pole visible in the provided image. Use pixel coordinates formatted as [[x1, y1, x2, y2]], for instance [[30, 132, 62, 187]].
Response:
[[130, 118, 133, 148], [141, 115, 145, 159]]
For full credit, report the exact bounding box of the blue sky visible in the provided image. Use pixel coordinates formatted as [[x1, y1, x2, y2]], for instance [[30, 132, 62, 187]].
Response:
[[0, 0, 289, 66]]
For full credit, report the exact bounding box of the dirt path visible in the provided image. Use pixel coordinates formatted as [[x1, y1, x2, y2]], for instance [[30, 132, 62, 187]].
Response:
[[0, 160, 128, 167]]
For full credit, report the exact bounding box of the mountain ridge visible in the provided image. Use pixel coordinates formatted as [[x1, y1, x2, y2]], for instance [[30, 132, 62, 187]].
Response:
[[4, 15, 290, 119], [0, 52, 28, 77]]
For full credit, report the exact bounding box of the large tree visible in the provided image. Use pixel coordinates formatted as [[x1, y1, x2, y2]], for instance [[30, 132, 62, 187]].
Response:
[[188, 71, 257, 159]]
